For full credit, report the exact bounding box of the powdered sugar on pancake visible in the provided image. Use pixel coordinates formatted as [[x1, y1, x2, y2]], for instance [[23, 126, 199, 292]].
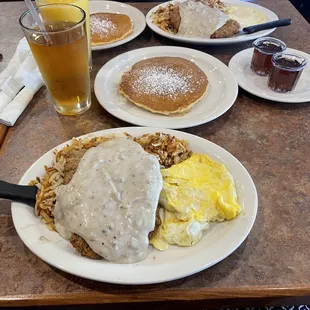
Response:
[[119, 57, 208, 115], [132, 66, 195, 99], [90, 15, 116, 38]]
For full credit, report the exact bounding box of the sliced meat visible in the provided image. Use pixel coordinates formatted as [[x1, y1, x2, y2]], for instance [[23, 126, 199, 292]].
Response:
[[210, 19, 240, 38], [148, 207, 162, 240], [63, 149, 100, 259], [70, 234, 102, 259], [63, 147, 162, 260], [62, 148, 87, 184], [169, 5, 181, 32], [61, 137, 166, 260], [72, 207, 162, 260]]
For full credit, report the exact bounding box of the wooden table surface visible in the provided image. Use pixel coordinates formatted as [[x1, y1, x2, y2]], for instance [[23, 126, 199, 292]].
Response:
[[0, 0, 310, 307], [0, 124, 7, 147]]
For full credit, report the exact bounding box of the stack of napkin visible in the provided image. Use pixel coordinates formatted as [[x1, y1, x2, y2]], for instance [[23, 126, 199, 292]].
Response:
[[0, 38, 44, 126]]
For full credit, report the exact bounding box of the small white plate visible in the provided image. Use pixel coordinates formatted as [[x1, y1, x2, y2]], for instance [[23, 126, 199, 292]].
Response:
[[229, 48, 310, 103], [90, 1, 146, 51], [146, 0, 278, 45], [94, 46, 238, 129], [12, 127, 258, 285]]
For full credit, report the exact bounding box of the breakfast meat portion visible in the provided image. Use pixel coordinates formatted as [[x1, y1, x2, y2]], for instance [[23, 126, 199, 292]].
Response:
[[69, 133, 192, 259], [119, 57, 208, 115], [62, 148, 88, 185], [170, 5, 181, 31], [148, 207, 162, 240], [57, 144, 103, 259], [177, 0, 230, 38], [210, 19, 240, 38], [71, 233, 102, 259], [54, 138, 163, 263], [152, 0, 231, 38], [152, 0, 265, 39], [33, 133, 193, 261]]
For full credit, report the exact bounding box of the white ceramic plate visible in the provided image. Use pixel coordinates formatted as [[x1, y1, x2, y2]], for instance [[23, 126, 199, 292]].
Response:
[[90, 1, 146, 51], [94, 46, 238, 129], [12, 127, 258, 285], [146, 0, 278, 45], [229, 48, 310, 103]]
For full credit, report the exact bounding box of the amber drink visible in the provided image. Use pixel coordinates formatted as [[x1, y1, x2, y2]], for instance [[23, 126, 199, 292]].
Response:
[[20, 4, 91, 115]]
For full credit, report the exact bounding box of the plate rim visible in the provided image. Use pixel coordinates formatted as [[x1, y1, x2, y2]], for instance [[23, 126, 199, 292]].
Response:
[[90, 0, 146, 51], [145, 0, 278, 45], [12, 127, 258, 285], [94, 45, 238, 129], [228, 47, 310, 103]]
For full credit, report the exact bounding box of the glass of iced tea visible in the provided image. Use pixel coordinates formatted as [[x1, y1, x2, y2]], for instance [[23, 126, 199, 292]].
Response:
[[35, 0, 92, 71], [19, 4, 91, 115]]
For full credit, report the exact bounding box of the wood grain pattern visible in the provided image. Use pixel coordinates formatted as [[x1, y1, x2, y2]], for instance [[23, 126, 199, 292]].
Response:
[[1, 287, 310, 307], [0, 0, 309, 307], [0, 124, 7, 147]]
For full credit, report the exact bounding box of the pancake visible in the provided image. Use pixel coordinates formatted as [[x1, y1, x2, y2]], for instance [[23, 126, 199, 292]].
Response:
[[90, 12, 133, 46], [119, 57, 208, 115]]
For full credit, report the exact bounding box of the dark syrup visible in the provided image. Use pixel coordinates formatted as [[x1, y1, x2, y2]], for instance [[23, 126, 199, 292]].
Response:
[[251, 42, 283, 76], [268, 56, 305, 93]]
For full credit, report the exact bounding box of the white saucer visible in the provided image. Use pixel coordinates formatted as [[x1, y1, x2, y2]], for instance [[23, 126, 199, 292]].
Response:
[[90, 1, 146, 51], [94, 46, 238, 129], [229, 48, 310, 103]]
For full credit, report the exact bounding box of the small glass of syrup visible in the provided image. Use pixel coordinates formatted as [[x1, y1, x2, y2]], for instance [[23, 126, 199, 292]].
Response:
[[268, 52, 307, 93], [251, 37, 286, 76]]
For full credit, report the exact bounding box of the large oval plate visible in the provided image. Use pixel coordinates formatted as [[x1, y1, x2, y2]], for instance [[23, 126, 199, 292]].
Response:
[[146, 0, 278, 45], [90, 1, 146, 51], [12, 127, 258, 285], [94, 46, 238, 129]]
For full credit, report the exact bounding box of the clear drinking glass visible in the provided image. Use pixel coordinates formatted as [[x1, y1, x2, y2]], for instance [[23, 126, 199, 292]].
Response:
[[20, 4, 91, 115], [35, 0, 92, 71]]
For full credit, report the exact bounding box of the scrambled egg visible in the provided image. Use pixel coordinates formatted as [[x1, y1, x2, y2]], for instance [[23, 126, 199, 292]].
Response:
[[150, 154, 241, 251], [225, 5, 268, 28]]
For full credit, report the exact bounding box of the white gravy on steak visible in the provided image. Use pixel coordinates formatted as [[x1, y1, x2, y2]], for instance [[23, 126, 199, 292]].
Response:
[[54, 137, 163, 263], [178, 0, 229, 38]]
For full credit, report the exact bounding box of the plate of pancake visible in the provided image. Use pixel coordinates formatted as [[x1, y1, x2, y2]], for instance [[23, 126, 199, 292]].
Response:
[[90, 1, 146, 50], [146, 0, 278, 45], [94, 46, 238, 129]]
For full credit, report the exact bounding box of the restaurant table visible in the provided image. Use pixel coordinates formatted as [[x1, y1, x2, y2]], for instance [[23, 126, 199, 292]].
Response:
[[0, 0, 310, 308], [0, 124, 7, 147]]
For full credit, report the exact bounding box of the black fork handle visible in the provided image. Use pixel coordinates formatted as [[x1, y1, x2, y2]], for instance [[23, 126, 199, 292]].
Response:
[[0, 180, 37, 206], [243, 19, 292, 34]]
